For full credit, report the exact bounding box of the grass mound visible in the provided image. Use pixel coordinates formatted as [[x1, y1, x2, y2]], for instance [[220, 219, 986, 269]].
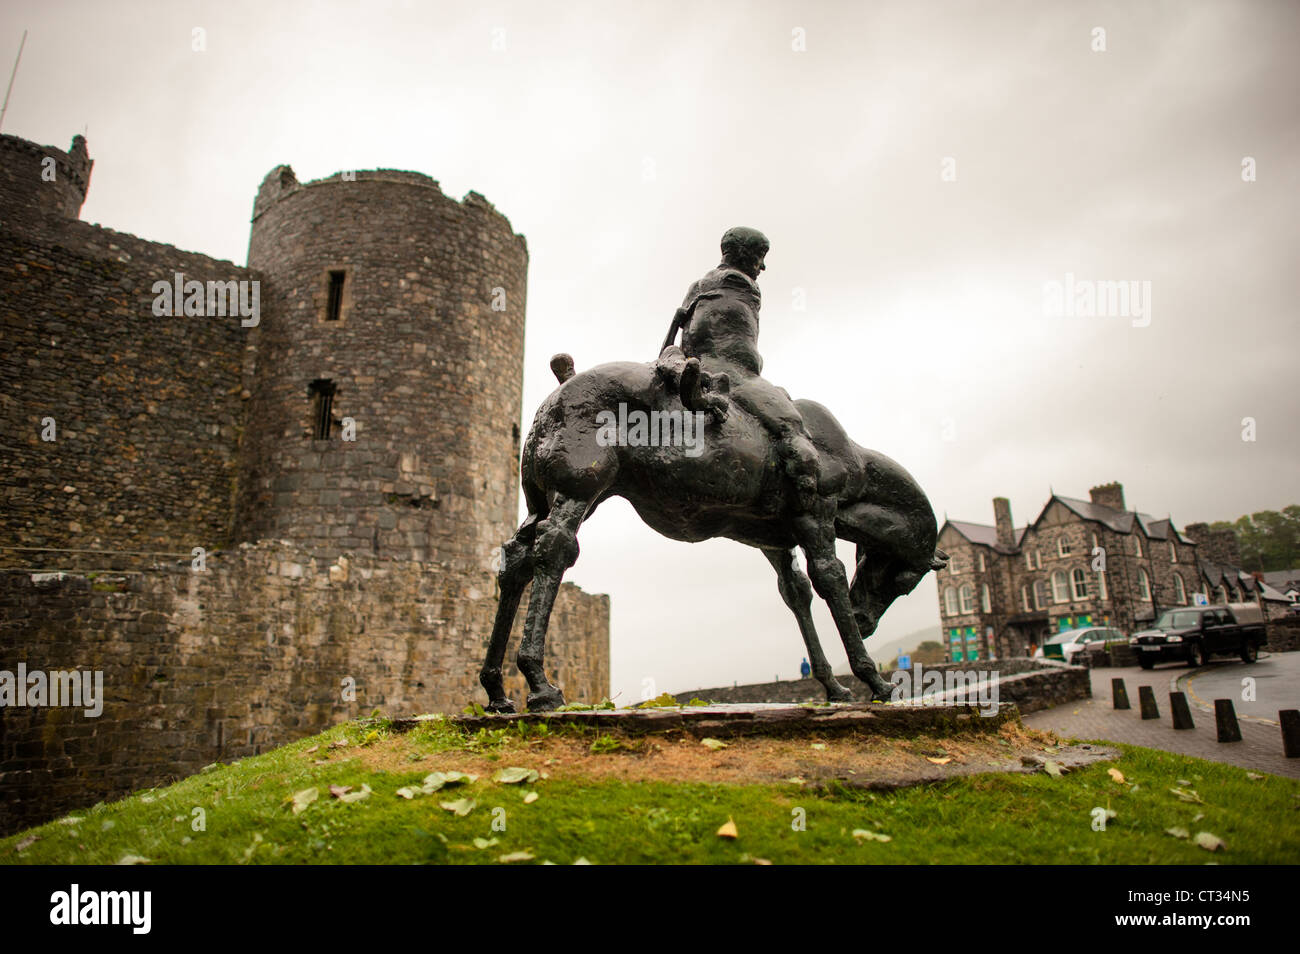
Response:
[[3, 715, 1297, 865]]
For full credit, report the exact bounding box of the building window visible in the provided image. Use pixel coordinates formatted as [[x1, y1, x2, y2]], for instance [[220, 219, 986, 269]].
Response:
[[1033, 549, 1042, 570], [959, 584, 974, 614], [977, 552, 986, 573], [1025, 550, 1033, 570], [308, 379, 337, 439], [1133, 536, 1143, 559], [1058, 537, 1071, 557], [1051, 571, 1069, 603], [1216, 585, 1228, 604], [1169, 543, 1177, 563], [1098, 569, 1108, 601], [980, 584, 991, 613], [944, 586, 958, 616], [1072, 568, 1088, 600], [1137, 568, 1151, 601], [1033, 580, 1047, 610], [326, 270, 346, 321], [1173, 573, 1187, 604], [1021, 585, 1031, 612]]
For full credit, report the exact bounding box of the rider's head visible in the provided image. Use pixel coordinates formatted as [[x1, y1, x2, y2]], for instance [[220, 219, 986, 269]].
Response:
[[720, 227, 769, 279]]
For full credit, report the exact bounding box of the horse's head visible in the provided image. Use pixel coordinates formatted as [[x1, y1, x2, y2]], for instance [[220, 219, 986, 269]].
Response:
[[848, 547, 947, 642]]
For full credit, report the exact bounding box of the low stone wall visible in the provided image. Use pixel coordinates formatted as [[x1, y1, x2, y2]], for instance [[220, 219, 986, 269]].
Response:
[[674, 658, 1089, 715], [1265, 615, 1300, 653], [0, 541, 609, 835]]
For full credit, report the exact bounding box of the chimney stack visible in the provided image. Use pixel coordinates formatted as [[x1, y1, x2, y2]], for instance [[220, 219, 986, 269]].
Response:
[[1184, 522, 1242, 567], [1089, 481, 1126, 512], [993, 497, 1014, 549]]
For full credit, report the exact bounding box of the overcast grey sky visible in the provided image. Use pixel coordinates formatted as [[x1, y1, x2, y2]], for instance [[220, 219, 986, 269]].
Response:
[[3, 0, 1297, 703]]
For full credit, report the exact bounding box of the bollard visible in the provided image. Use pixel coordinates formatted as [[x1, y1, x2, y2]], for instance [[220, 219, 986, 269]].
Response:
[[1214, 699, 1242, 743], [1281, 709, 1300, 758], [1169, 692, 1195, 730], [1111, 677, 1130, 710], [1138, 685, 1159, 720]]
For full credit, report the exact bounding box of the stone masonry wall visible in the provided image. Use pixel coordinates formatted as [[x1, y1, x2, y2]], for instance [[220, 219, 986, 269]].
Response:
[[0, 225, 254, 555], [0, 542, 609, 835], [238, 169, 528, 569]]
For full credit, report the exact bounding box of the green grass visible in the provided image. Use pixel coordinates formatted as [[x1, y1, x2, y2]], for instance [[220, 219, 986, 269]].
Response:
[[3, 718, 1298, 865]]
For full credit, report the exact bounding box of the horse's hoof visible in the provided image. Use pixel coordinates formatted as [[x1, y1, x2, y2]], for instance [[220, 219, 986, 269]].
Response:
[[856, 671, 893, 702], [485, 698, 517, 714], [826, 684, 854, 704], [526, 685, 565, 712]]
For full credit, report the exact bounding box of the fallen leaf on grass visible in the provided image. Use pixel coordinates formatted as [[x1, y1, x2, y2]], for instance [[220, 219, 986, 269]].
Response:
[[1044, 761, 1064, 778], [397, 771, 478, 799], [786, 776, 806, 785], [809, 743, 827, 751], [289, 787, 319, 814], [1108, 768, 1126, 784], [523, 792, 539, 804], [852, 829, 892, 843], [14, 835, 39, 852], [497, 850, 535, 863], [440, 798, 477, 817], [493, 767, 540, 785], [116, 854, 151, 865], [926, 756, 952, 765], [700, 738, 729, 751], [1170, 787, 1203, 804], [1165, 827, 1189, 839], [1194, 832, 1226, 852], [716, 818, 739, 839], [304, 745, 319, 754], [334, 784, 371, 803], [1246, 772, 1264, 780], [473, 837, 500, 850]]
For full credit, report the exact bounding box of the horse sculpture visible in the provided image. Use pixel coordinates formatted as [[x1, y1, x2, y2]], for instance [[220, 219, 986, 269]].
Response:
[[479, 353, 947, 712]]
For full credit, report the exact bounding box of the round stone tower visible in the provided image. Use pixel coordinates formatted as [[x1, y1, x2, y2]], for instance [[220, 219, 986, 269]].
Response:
[[0, 133, 93, 226], [237, 166, 528, 571]]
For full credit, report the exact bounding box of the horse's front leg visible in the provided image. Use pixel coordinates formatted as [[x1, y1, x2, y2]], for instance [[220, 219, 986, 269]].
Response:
[[792, 512, 892, 701], [763, 548, 853, 703], [516, 496, 587, 712]]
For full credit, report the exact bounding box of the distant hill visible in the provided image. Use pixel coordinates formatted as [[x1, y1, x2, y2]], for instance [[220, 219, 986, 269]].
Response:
[[837, 624, 942, 675]]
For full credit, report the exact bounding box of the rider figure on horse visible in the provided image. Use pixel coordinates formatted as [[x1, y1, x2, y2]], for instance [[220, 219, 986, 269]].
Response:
[[658, 226, 820, 512]]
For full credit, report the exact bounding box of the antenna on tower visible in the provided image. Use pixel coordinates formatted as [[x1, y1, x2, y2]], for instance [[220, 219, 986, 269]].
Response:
[[0, 30, 28, 134]]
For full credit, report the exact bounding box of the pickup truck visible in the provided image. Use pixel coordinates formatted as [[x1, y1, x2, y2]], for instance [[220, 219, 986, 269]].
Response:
[[1129, 603, 1266, 669]]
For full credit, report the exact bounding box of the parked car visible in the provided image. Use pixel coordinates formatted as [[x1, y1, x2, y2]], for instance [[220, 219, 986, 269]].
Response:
[[1129, 603, 1266, 669], [1034, 626, 1128, 665]]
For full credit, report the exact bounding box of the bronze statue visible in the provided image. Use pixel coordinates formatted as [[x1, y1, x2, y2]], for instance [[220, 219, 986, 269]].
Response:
[[479, 228, 947, 712]]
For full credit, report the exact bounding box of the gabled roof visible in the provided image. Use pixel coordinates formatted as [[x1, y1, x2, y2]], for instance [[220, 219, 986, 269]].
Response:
[[942, 520, 1026, 554], [1051, 495, 1136, 533], [1261, 568, 1300, 589]]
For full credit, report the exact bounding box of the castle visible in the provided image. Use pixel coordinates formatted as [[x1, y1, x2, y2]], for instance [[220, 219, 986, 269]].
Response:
[[934, 481, 1291, 661], [0, 132, 610, 834]]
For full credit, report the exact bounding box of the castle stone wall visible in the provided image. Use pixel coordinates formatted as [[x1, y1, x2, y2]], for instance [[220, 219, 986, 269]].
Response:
[[0, 225, 254, 555], [0, 544, 609, 834]]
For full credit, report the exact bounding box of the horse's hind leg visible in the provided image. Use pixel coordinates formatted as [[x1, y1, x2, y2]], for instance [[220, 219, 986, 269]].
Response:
[[478, 516, 538, 713], [516, 495, 587, 712], [792, 509, 893, 702], [764, 548, 853, 703]]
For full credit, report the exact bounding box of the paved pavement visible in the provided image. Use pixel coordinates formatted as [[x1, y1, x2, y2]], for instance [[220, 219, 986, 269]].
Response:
[[1023, 653, 1300, 778]]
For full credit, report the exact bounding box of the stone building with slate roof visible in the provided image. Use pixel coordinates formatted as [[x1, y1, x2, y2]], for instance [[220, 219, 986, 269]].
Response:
[[934, 481, 1290, 661]]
